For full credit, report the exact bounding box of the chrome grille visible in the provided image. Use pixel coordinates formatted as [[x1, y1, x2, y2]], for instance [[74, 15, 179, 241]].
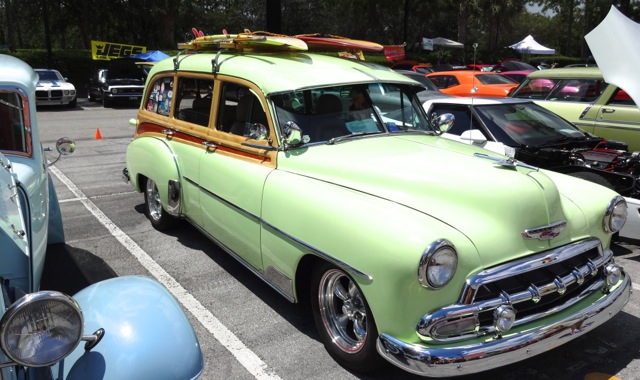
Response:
[[418, 238, 612, 342]]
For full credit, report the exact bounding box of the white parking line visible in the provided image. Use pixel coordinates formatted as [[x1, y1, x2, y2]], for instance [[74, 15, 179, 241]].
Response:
[[49, 165, 282, 380]]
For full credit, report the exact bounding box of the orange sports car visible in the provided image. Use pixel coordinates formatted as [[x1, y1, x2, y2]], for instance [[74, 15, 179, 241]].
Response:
[[425, 70, 519, 97]]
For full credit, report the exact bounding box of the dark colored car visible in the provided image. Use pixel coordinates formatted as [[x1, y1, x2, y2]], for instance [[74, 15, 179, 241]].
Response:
[[423, 96, 640, 199], [87, 58, 146, 107]]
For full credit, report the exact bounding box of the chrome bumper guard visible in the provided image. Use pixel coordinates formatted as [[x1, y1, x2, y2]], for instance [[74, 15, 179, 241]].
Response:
[[377, 274, 631, 377]]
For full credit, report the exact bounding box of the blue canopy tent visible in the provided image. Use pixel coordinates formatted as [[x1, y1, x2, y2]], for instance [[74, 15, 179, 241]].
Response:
[[131, 50, 170, 62]]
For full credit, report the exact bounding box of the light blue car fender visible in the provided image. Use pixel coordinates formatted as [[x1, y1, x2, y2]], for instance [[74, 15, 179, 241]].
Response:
[[47, 175, 65, 245], [53, 276, 204, 380]]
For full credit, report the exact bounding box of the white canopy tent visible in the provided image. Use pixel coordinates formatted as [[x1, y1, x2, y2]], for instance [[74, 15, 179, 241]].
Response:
[[432, 37, 464, 49], [509, 35, 555, 54], [585, 5, 640, 107]]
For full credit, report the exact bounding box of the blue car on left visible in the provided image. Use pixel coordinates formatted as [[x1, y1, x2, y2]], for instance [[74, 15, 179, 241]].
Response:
[[0, 54, 204, 379]]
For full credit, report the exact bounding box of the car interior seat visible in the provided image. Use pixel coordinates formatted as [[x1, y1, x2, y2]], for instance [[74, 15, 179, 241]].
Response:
[[308, 94, 350, 142], [229, 94, 267, 137]]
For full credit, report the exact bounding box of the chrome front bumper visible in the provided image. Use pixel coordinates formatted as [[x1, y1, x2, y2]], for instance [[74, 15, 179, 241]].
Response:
[[377, 274, 632, 377]]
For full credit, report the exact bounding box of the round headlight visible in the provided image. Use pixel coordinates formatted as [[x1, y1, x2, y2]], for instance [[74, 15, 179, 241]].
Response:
[[418, 240, 458, 289], [603, 196, 627, 233], [0, 291, 83, 367]]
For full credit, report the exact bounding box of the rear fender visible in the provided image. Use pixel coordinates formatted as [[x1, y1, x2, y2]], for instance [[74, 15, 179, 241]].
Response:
[[125, 137, 181, 214], [53, 276, 203, 380]]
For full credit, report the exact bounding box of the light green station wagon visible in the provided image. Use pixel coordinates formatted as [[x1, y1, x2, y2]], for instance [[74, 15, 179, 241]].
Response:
[[510, 67, 640, 151], [124, 36, 631, 377]]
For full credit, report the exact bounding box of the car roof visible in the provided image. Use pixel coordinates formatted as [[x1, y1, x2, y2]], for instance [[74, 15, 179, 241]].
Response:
[[427, 70, 503, 76], [527, 66, 602, 79], [150, 52, 419, 95], [0, 54, 38, 91]]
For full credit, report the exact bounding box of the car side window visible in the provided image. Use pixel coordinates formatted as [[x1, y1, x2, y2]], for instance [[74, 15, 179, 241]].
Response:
[[144, 76, 173, 116], [175, 77, 213, 127], [217, 82, 268, 140], [0, 91, 27, 153], [430, 105, 481, 136], [547, 79, 603, 102]]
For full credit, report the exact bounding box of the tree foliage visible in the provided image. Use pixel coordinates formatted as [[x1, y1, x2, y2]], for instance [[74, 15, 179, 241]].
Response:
[[1, 0, 639, 61]]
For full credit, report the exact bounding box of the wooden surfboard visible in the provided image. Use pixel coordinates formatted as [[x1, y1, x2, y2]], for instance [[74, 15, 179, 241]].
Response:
[[294, 34, 384, 52]]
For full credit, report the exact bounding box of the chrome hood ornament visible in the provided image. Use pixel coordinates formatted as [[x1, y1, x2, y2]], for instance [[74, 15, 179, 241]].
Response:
[[522, 221, 567, 240]]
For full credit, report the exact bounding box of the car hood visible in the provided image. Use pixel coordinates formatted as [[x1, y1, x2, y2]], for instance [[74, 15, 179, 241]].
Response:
[[585, 6, 640, 107], [37, 80, 74, 89], [106, 59, 146, 83], [278, 134, 603, 267]]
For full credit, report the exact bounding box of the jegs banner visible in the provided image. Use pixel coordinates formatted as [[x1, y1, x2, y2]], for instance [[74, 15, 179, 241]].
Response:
[[91, 40, 146, 60]]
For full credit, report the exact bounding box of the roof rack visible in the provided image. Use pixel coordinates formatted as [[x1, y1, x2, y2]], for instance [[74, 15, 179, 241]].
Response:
[[177, 29, 383, 57]]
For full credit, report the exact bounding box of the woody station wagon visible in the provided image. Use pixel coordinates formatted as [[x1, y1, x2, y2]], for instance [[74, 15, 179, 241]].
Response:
[[124, 34, 631, 377]]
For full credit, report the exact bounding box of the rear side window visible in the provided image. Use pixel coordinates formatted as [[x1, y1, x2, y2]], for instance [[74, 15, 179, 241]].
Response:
[[144, 76, 173, 116], [175, 77, 214, 127]]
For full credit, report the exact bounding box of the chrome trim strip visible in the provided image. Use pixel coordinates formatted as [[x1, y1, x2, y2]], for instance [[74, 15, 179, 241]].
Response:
[[181, 178, 372, 283], [183, 176, 260, 223], [378, 275, 631, 377], [185, 217, 295, 303], [261, 222, 373, 282]]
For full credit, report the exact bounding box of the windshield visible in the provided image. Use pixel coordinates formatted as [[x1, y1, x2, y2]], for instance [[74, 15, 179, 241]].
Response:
[[0, 91, 27, 153], [474, 102, 586, 146], [476, 74, 518, 85], [271, 83, 431, 144]]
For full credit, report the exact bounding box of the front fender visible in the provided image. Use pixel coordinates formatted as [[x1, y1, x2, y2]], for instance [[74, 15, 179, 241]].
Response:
[[47, 174, 65, 245], [54, 276, 203, 380]]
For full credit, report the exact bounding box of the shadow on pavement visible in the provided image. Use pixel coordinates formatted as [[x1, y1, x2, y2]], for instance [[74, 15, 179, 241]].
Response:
[[40, 243, 118, 295]]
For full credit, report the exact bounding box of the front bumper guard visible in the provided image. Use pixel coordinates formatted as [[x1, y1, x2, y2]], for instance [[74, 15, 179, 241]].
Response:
[[377, 274, 632, 377]]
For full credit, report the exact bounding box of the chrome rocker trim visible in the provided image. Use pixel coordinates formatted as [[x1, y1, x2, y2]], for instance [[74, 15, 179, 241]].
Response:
[[377, 274, 631, 377]]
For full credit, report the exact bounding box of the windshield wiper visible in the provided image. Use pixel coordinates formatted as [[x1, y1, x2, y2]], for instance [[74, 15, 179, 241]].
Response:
[[326, 131, 384, 145]]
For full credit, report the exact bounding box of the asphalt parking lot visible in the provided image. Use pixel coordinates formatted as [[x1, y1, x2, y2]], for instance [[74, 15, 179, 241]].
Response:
[[38, 100, 640, 380]]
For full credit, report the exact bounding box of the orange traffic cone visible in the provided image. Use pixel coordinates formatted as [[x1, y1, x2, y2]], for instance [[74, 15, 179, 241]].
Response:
[[95, 128, 102, 140]]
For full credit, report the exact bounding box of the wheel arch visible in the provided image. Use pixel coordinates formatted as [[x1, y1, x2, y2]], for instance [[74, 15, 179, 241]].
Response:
[[126, 136, 182, 215]]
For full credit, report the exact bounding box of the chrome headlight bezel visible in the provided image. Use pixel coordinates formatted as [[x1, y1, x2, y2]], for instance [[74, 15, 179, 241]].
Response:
[[0, 291, 84, 367], [418, 239, 458, 289], [603, 196, 627, 234]]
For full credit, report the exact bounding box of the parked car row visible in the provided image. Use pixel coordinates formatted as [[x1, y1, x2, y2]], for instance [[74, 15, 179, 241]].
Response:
[[0, 54, 204, 379]]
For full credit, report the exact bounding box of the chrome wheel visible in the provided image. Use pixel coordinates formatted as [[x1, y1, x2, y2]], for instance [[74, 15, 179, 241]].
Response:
[[317, 268, 368, 353], [145, 178, 164, 224]]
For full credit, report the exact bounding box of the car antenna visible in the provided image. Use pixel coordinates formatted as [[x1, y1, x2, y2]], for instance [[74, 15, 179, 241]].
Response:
[[470, 42, 479, 132]]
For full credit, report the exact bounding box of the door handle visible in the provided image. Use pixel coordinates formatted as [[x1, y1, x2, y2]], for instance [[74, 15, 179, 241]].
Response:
[[202, 141, 218, 150], [601, 108, 615, 114]]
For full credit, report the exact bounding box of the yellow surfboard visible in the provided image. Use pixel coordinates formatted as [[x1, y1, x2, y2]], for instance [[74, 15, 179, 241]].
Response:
[[178, 33, 308, 51]]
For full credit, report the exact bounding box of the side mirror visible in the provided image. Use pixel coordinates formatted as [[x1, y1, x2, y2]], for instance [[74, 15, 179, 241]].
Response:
[[282, 121, 303, 147], [56, 137, 76, 156], [46, 137, 76, 166], [431, 113, 455, 133], [459, 129, 487, 144]]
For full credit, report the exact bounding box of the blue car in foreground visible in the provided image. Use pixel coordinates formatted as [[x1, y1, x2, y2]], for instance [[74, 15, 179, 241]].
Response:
[[0, 54, 203, 379]]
